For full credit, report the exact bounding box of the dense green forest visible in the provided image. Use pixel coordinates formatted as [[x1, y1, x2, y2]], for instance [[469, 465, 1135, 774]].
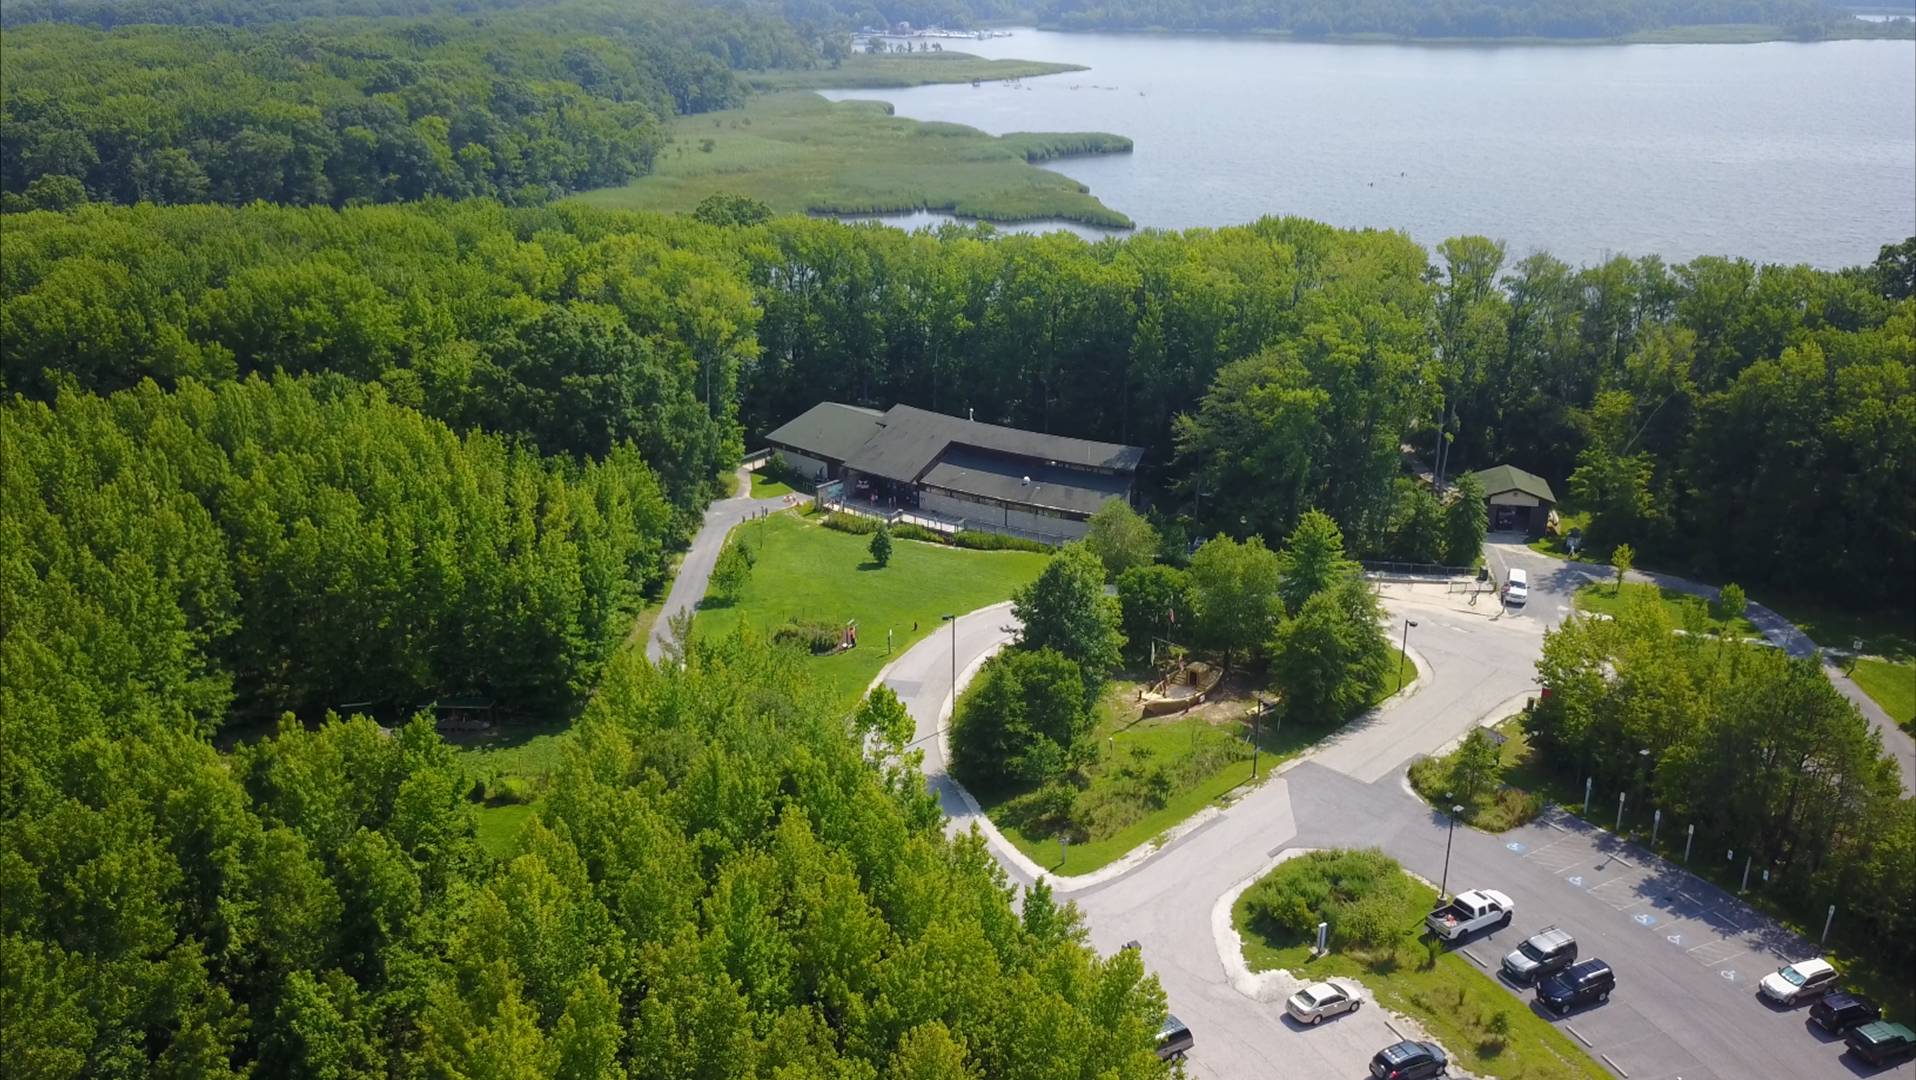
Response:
[[6, 201, 1912, 600], [3, 607, 1172, 1075], [0, 1, 821, 209]]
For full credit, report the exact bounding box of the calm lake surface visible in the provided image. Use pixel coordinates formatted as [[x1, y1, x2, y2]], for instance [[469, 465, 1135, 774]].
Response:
[[824, 30, 1916, 267]]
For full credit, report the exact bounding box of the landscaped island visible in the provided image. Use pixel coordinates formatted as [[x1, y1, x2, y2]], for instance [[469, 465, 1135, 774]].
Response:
[[571, 91, 1135, 228]]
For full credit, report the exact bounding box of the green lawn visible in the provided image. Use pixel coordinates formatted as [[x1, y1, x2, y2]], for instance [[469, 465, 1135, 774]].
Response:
[[1850, 657, 1916, 731], [568, 92, 1134, 228], [1408, 716, 1545, 832], [1233, 858, 1609, 1080], [692, 510, 1048, 707], [1573, 581, 1760, 637], [747, 52, 1084, 91], [1761, 593, 1916, 661], [980, 649, 1411, 876], [749, 471, 797, 498], [453, 726, 570, 856], [474, 803, 536, 857]]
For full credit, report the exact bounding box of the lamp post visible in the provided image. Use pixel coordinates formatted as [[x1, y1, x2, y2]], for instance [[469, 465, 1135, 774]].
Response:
[[940, 613, 957, 704], [1634, 747, 1652, 832], [1439, 802, 1463, 902], [1399, 620, 1419, 690]]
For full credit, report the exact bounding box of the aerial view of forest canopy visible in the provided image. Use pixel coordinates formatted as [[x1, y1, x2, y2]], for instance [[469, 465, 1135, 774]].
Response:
[[2, 0, 1912, 1076]]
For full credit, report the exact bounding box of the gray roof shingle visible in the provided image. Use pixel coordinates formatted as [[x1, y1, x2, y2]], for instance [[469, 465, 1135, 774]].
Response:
[[920, 445, 1133, 516], [846, 404, 1143, 484], [763, 402, 887, 465]]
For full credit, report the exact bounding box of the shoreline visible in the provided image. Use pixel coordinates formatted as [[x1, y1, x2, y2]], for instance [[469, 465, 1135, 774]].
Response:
[[1003, 21, 1914, 47]]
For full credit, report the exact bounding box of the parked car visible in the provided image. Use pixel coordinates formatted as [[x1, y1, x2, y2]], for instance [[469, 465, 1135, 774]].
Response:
[[1759, 958, 1839, 1006], [1846, 1022, 1916, 1066], [1504, 568, 1529, 605], [1810, 992, 1881, 1034], [1501, 926, 1578, 985], [1538, 958, 1615, 1014], [1286, 980, 1362, 1025], [1155, 1014, 1193, 1061], [1425, 889, 1514, 940], [1369, 1039, 1448, 1079]]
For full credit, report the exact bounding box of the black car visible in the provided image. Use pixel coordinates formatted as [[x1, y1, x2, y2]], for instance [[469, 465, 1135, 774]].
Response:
[[1369, 1039, 1447, 1079], [1501, 926, 1578, 985], [1155, 1014, 1193, 1061], [1846, 1022, 1916, 1066], [1810, 992, 1881, 1034], [1538, 959, 1615, 1014]]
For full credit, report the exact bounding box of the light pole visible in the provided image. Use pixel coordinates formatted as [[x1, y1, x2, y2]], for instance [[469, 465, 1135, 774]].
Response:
[[1399, 620, 1418, 690], [941, 613, 957, 703], [1439, 801, 1463, 902], [1634, 747, 1652, 832]]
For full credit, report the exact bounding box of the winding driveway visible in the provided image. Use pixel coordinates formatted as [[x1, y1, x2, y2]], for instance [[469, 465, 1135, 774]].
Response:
[[881, 565, 1909, 1079], [644, 468, 808, 662]]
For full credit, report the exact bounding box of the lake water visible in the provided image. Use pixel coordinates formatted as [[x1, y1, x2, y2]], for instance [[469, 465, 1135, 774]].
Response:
[[824, 30, 1916, 267]]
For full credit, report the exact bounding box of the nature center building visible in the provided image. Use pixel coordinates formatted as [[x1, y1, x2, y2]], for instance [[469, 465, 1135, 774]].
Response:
[[763, 402, 1144, 543]]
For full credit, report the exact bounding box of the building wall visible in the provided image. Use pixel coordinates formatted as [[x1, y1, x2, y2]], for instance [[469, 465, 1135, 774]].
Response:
[[919, 488, 1096, 542], [771, 448, 833, 484]]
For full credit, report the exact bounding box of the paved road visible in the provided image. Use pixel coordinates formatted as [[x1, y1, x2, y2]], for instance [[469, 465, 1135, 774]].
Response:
[[881, 555, 1912, 1080], [644, 468, 806, 662], [1488, 539, 1916, 793]]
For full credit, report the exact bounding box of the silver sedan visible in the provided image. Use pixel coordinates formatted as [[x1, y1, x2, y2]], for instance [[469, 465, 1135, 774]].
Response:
[[1286, 980, 1362, 1025]]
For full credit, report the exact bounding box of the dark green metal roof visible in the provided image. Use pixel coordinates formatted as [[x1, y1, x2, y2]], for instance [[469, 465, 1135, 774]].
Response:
[[1470, 464, 1557, 504]]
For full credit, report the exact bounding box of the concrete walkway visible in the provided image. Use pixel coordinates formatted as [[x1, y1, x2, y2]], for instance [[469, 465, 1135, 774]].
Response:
[[644, 467, 808, 663]]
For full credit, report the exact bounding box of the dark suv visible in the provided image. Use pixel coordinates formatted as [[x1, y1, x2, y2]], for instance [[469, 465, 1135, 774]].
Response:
[[1810, 992, 1880, 1034], [1155, 1015, 1193, 1061], [1369, 1039, 1447, 1079], [1538, 959, 1615, 1014], [1846, 1022, 1916, 1066], [1501, 926, 1577, 985]]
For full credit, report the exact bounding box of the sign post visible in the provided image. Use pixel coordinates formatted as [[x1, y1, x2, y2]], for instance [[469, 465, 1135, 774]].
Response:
[[1684, 823, 1695, 864], [1615, 791, 1626, 832], [1314, 921, 1329, 958], [1651, 808, 1662, 846], [1584, 776, 1593, 815], [1822, 905, 1836, 944]]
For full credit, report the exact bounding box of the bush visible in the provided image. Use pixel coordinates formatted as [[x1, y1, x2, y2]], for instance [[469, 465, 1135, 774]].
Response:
[[953, 529, 1053, 553], [1242, 848, 1417, 951], [773, 618, 843, 654], [822, 512, 879, 535], [893, 523, 946, 544]]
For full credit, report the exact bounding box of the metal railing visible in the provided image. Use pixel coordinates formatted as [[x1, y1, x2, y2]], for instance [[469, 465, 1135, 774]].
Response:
[[1361, 559, 1476, 581]]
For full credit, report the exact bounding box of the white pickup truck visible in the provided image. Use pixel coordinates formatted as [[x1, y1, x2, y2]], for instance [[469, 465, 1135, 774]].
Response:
[[1425, 889, 1515, 940]]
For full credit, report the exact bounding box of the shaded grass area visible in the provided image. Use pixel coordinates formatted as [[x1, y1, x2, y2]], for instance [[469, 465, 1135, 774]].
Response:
[[1849, 657, 1916, 731], [453, 727, 569, 857], [1233, 853, 1609, 1080], [1408, 716, 1544, 832], [980, 650, 1411, 876], [747, 52, 1084, 91], [692, 510, 1048, 707], [1572, 581, 1759, 637], [1763, 593, 1916, 661], [569, 92, 1134, 228]]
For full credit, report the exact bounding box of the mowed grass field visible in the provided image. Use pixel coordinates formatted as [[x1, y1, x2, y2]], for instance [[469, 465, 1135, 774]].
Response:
[[1851, 657, 1916, 731], [1573, 581, 1761, 637], [693, 511, 1049, 706], [569, 91, 1135, 227], [747, 51, 1084, 91]]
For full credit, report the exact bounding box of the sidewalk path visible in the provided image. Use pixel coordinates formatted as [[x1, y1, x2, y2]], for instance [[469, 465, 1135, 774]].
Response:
[[644, 466, 808, 662]]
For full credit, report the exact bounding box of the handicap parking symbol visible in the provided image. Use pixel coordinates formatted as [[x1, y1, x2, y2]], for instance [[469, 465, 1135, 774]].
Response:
[[1666, 933, 1684, 946], [1720, 969, 1738, 982], [1505, 842, 1527, 854], [1567, 875, 1585, 887], [1633, 913, 1658, 928]]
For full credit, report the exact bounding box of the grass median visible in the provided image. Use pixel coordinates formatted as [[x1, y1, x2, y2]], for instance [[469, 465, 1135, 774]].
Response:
[[1234, 849, 1610, 1080], [570, 91, 1134, 228], [1572, 581, 1759, 637]]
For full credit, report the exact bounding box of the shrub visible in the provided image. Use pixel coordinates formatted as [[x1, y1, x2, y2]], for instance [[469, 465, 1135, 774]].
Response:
[[823, 512, 879, 535], [774, 618, 843, 654], [893, 523, 946, 544], [1242, 848, 1416, 951], [869, 524, 893, 567], [952, 529, 1053, 553]]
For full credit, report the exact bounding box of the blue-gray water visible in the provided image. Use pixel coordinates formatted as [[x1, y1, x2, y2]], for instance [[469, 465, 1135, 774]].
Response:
[[824, 30, 1916, 267]]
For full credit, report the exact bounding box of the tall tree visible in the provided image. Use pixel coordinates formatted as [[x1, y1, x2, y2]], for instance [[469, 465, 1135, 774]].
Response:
[[1186, 535, 1282, 666], [1011, 545, 1126, 682]]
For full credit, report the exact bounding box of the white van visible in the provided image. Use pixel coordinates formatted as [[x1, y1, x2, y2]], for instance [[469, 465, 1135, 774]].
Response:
[[1504, 568, 1529, 605]]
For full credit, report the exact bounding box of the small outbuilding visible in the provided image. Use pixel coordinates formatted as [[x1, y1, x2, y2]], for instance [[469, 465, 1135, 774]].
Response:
[[1470, 464, 1557, 536]]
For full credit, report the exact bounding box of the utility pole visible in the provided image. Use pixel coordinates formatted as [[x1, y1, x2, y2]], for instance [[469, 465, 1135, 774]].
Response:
[[1439, 803, 1463, 902], [1399, 620, 1418, 690], [941, 613, 957, 705]]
